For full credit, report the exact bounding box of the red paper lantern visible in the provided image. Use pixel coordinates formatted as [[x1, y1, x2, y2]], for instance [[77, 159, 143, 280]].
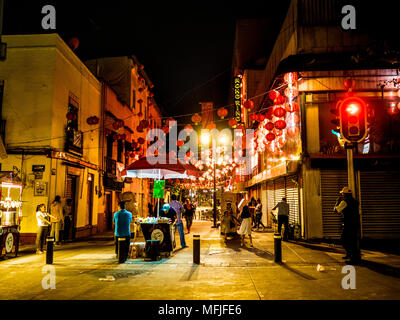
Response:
[[131, 141, 138, 149], [68, 37, 80, 51], [165, 118, 175, 126], [137, 111, 143, 117], [257, 114, 265, 122], [191, 113, 202, 125], [161, 126, 169, 134], [265, 122, 275, 131], [217, 107, 228, 119], [274, 107, 286, 118], [236, 124, 245, 131], [66, 112, 76, 121], [177, 140, 184, 147], [184, 125, 193, 132], [244, 100, 254, 110], [274, 95, 286, 105], [137, 99, 144, 104], [138, 87, 144, 93], [284, 87, 298, 98], [266, 133, 275, 141], [249, 113, 258, 121], [269, 90, 279, 100], [138, 137, 145, 145], [285, 101, 299, 112], [228, 118, 238, 127], [136, 125, 144, 133], [149, 92, 154, 97], [265, 109, 274, 120], [274, 119, 287, 130]]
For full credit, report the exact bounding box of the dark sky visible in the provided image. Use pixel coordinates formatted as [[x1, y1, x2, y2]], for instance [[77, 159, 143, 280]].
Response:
[[3, 0, 290, 119]]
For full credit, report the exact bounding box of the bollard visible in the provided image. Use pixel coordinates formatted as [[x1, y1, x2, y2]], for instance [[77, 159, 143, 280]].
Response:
[[46, 237, 54, 264], [193, 234, 200, 264], [274, 233, 282, 263], [118, 237, 126, 263]]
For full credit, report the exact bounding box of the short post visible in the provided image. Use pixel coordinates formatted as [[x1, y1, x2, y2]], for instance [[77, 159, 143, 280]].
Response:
[[46, 237, 54, 264], [193, 234, 200, 264], [118, 237, 126, 263], [274, 233, 282, 263]]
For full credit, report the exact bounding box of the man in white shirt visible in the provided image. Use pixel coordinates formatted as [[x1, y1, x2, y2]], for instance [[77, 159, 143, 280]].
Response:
[[273, 197, 290, 241]]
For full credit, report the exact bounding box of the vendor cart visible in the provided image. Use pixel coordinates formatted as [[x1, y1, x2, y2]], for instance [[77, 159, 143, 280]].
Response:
[[0, 172, 23, 259], [139, 217, 176, 255]]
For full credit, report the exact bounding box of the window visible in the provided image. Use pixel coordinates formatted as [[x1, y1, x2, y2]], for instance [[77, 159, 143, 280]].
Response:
[[107, 135, 113, 158], [117, 139, 123, 163]]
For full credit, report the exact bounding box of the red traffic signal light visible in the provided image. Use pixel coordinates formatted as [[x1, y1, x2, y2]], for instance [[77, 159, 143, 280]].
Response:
[[339, 97, 368, 143]]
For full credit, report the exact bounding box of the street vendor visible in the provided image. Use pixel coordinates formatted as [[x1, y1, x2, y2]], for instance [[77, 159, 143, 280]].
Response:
[[159, 203, 176, 223]]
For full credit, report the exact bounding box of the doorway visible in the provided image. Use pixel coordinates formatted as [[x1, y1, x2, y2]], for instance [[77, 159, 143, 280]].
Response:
[[105, 193, 112, 230], [87, 173, 94, 228], [66, 174, 78, 240]]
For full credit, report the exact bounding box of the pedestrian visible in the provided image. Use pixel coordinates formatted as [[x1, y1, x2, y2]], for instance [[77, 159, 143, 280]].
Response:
[[170, 194, 188, 248], [50, 195, 64, 245], [272, 197, 290, 241], [113, 201, 132, 261], [237, 205, 253, 247], [221, 202, 240, 242], [35, 204, 54, 254], [253, 199, 266, 231], [183, 198, 195, 233], [249, 197, 257, 227], [62, 199, 73, 243], [334, 187, 361, 264], [160, 203, 177, 249]]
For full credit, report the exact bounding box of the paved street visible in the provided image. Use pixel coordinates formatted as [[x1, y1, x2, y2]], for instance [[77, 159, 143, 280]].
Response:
[[1, 220, 400, 300]]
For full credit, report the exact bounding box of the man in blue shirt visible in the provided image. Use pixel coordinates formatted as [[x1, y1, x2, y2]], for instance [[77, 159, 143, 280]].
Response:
[[170, 194, 187, 248], [113, 201, 132, 260]]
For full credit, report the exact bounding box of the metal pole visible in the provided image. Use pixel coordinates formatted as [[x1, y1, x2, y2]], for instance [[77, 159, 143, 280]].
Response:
[[46, 237, 54, 264], [346, 144, 356, 198], [212, 160, 217, 228], [118, 237, 126, 263], [193, 234, 200, 264], [274, 233, 282, 263]]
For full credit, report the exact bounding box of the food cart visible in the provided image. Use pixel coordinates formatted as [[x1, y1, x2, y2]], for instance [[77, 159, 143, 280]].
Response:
[[137, 217, 175, 256], [0, 172, 23, 258]]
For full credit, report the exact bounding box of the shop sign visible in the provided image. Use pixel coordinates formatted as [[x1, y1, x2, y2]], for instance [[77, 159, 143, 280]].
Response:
[[32, 165, 45, 172], [233, 76, 242, 123], [153, 180, 165, 199]]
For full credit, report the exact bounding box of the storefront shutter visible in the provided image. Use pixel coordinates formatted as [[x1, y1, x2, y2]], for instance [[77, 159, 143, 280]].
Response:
[[66, 175, 73, 199], [274, 177, 286, 206], [320, 170, 348, 239], [286, 175, 300, 226], [360, 171, 400, 239]]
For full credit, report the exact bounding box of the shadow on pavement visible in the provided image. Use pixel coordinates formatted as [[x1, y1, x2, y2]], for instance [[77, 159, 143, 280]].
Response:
[[276, 262, 317, 280], [358, 259, 400, 279]]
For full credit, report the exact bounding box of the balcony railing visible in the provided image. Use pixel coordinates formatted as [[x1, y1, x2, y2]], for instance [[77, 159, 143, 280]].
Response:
[[65, 128, 83, 155]]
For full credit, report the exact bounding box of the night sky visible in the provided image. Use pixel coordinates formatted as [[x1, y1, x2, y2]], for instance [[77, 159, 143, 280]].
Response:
[[3, 0, 290, 120]]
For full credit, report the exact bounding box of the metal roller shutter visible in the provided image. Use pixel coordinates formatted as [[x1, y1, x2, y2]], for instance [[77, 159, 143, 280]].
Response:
[[274, 177, 285, 204], [286, 175, 300, 226], [66, 175, 73, 199], [320, 170, 348, 239], [267, 181, 275, 225], [360, 171, 400, 239]]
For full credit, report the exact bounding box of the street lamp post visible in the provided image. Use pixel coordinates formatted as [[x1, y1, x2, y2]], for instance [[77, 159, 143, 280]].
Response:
[[212, 159, 217, 228]]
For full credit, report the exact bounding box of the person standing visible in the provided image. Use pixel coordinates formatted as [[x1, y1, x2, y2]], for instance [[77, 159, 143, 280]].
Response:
[[113, 201, 132, 261], [36, 204, 55, 254], [334, 187, 361, 264], [50, 195, 64, 245], [253, 199, 266, 231], [273, 197, 290, 241], [237, 205, 253, 247], [170, 194, 187, 248], [183, 198, 195, 233], [62, 199, 73, 243]]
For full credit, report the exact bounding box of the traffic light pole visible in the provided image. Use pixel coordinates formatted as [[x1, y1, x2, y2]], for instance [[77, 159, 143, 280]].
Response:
[[345, 142, 356, 198]]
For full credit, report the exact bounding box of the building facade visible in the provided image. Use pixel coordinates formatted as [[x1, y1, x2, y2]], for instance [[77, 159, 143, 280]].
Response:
[[232, 0, 400, 240]]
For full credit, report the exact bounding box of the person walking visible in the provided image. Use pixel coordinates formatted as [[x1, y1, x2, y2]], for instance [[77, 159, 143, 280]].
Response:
[[249, 197, 257, 228], [237, 204, 253, 247], [62, 199, 73, 243], [183, 198, 195, 233], [36, 204, 55, 254], [334, 187, 361, 264], [170, 194, 187, 248], [253, 199, 266, 231], [50, 195, 64, 245], [273, 197, 290, 241], [113, 201, 132, 261]]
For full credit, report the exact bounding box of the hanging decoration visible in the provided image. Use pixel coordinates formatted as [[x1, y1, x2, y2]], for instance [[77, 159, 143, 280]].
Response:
[[104, 128, 112, 136], [228, 118, 238, 128], [244, 100, 254, 110], [273, 107, 286, 118], [137, 137, 145, 145], [177, 140, 184, 147], [66, 112, 77, 121], [217, 107, 228, 119], [206, 122, 216, 130], [249, 113, 258, 121], [86, 116, 99, 125], [184, 124, 194, 132], [191, 113, 202, 125]]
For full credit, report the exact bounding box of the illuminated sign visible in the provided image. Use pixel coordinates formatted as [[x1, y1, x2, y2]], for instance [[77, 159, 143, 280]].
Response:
[[233, 76, 242, 123]]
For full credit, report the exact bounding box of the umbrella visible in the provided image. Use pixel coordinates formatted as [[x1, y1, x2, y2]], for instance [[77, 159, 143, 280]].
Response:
[[121, 155, 201, 217]]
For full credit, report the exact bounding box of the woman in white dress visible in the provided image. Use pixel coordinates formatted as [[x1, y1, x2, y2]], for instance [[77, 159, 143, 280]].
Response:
[[237, 205, 253, 247]]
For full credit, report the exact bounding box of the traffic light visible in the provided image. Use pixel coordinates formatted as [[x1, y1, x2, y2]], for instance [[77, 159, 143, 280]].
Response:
[[330, 102, 341, 137], [339, 96, 368, 143]]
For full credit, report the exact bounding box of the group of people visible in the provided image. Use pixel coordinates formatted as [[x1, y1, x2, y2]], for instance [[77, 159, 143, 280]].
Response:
[[113, 194, 194, 259], [35, 196, 73, 254]]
